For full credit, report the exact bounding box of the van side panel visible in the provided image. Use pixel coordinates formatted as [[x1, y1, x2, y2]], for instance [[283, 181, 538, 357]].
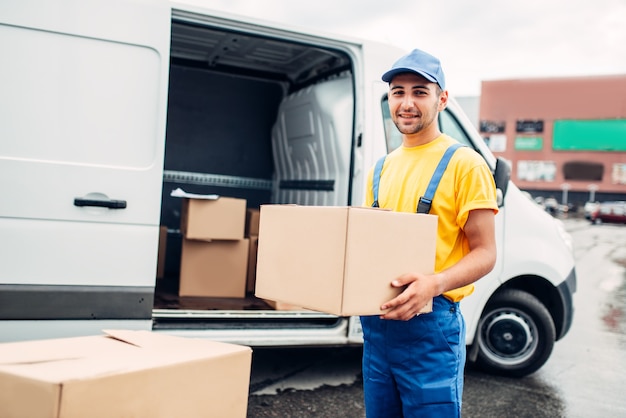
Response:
[[0, 26, 163, 224], [0, 0, 170, 335]]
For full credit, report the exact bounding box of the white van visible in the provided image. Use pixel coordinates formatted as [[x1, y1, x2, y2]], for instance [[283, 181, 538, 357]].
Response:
[[0, 0, 576, 377]]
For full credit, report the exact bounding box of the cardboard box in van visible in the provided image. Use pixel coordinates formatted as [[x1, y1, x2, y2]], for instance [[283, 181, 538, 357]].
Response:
[[180, 195, 247, 241], [0, 330, 252, 418], [246, 235, 259, 293], [263, 299, 305, 311], [156, 225, 167, 279], [180, 238, 249, 298], [246, 208, 261, 237], [255, 205, 437, 316]]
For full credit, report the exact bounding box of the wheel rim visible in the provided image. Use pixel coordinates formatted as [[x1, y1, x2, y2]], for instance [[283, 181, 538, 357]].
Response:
[[478, 307, 539, 366]]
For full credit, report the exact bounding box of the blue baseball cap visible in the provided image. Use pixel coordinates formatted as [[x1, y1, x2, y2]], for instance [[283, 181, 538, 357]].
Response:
[[382, 48, 446, 90]]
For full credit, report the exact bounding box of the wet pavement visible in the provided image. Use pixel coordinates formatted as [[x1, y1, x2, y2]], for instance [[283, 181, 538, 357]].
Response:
[[246, 218, 626, 417]]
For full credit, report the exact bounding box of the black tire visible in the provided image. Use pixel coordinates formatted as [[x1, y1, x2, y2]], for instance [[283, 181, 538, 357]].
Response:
[[473, 289, 556, 377]]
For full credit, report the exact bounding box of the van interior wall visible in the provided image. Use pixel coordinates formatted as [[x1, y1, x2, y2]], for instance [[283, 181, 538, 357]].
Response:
[[160, 64, 284, 276]]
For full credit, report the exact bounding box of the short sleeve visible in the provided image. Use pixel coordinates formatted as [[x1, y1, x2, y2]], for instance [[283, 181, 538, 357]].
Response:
[[455, 156, 499, 228]]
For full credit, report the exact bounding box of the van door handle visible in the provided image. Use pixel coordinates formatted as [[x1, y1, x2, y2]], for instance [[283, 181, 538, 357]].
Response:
[[74, 197, 127, 209]]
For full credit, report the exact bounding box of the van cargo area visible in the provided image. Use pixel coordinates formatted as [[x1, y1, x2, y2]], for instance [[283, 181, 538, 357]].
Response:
[[152, 13, 359, 344]]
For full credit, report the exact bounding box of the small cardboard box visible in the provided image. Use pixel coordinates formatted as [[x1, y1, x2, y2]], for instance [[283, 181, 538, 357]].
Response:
[[0, 330, 252, 418], [245, 208, 261, 237], [255, 205, 437, 316], [181, 196, 246, 241], [180, 238, 249, 298], [156, 225, 167, 279]]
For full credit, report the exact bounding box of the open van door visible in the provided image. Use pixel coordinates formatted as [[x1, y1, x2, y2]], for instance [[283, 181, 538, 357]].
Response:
[[0, 0, 171, 341]]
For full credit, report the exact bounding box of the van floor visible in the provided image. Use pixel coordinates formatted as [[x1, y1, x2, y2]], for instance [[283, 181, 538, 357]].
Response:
[[153, 277, 273, 311]]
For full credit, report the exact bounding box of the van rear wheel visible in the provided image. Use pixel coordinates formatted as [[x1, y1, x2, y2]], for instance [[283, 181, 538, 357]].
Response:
[[474, 289, 555, 377]]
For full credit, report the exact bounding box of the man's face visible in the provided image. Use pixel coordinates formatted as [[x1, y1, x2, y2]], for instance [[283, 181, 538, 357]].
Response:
[[387, 72, 447, 136]]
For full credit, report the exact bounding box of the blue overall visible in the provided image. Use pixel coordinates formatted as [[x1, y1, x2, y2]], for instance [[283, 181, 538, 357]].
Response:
[[362, 143, 467, 417], [360, 297, 466, 417]]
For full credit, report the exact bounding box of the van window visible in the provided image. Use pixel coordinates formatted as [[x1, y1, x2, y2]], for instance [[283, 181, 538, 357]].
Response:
[[381, 96, 473, 152], [438, 107, 473, 148], [381, 96, 403, 152]]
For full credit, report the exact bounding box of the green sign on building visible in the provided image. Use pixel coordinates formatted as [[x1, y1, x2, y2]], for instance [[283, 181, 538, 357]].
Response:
[[515, 136, 543, 151], [553, 119, 626, 151]]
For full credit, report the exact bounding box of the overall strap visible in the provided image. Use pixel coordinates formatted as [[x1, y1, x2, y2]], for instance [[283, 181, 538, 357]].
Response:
[[371, 155, 386, 208], [417, 142, 465, 214]]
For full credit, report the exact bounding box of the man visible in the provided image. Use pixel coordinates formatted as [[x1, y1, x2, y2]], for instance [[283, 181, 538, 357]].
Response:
[[360, 48, 499, 417]]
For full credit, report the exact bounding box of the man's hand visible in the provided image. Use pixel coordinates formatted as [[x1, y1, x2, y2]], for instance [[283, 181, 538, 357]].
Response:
[[379, 272, 441, 321]]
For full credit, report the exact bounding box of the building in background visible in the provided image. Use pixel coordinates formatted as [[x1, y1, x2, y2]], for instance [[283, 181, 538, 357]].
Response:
[[478, 75, 626, 211]]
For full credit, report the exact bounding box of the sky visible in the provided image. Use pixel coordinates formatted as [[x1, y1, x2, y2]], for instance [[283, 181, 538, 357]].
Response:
[[181, 0, 625, 96]]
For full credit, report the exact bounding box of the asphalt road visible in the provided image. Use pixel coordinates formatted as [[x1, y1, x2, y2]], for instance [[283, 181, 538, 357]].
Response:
[[245, 218, 626, 418]]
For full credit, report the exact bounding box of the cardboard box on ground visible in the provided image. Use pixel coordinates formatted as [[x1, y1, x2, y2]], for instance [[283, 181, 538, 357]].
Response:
[[255, 205, 437, 316], [0, 330, 252, 418], [173, 189, 250, 298]]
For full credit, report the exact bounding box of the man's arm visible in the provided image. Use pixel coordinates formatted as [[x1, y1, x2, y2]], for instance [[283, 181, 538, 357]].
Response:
[[380, 208, 497, 320]]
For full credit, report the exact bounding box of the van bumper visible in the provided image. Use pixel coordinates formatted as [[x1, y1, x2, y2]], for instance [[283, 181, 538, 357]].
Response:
[[556, 267, 577, 341]]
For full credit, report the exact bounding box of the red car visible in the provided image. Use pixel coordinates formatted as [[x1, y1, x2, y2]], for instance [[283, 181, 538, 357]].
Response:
[[590, 201, 626, 224]]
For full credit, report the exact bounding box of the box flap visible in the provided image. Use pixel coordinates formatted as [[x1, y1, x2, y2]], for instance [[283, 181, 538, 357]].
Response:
[[103, 329, 166, 348], [103, 329, 252, 357], [0, 331, 177, 365], [0, 335, 142, 384], [0, 336, 93, 366]]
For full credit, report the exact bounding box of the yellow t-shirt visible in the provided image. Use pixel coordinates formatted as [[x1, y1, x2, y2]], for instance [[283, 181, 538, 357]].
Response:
[[365, 134, 499, 302]]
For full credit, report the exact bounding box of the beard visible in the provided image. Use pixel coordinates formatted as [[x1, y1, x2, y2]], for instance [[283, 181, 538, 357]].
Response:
[[393, 116, 430, 135], [392, 100, 440, 135]]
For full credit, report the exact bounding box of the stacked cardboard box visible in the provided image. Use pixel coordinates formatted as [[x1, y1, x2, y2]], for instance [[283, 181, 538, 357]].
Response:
[[0, 330, 252, 418], [180, 196, 247, 241], [177, 193, 249, 298]]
